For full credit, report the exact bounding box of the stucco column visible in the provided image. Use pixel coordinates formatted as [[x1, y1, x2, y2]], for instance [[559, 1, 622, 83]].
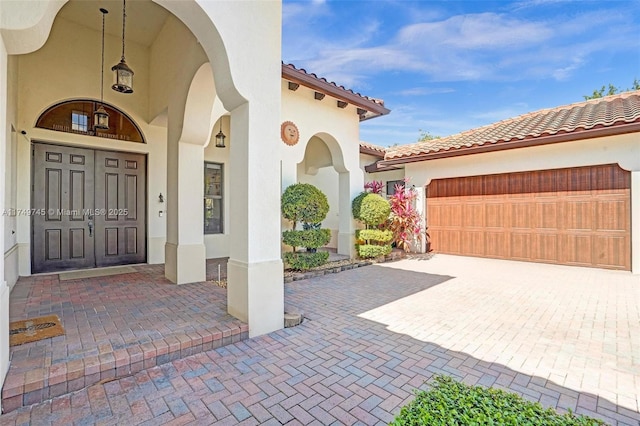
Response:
[[414, 185, 427, 253], [337, 171, 360, 258], [164, 117, 207, 285], [632, 171, 640, 274], [227, 103, 284, 337]]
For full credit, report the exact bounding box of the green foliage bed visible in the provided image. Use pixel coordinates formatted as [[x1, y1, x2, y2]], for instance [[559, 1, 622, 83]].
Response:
[[390, 375, 606, 426]]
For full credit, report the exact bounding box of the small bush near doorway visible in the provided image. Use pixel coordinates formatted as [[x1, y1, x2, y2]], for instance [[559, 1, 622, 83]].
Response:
[[391, 375, 605, 426]]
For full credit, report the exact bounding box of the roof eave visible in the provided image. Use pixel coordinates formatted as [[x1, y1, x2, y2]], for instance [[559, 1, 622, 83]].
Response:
[[380, 121, 640, 167], [359, 145, 385, 158], [282, 64, 390, 120]]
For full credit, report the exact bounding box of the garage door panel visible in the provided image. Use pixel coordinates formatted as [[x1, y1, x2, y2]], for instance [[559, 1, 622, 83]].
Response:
[[565, 200, 593, 231], [592, 163, 629, 192], [426, 164, 630, 271], [535, 202, 560, 230], [462, 203, 484, 227], [438, 230, 461, 254], [510, 233, 532, 260], [508, 172, 533, 198], [484, 174, 509, 196], [485, 232, 508, 257], [595, 199, 629, 232], [485, 203, 505, 228], [510, 202, 534, 229], [594, 235, 629, 270], [534, 234, 558, 262], [564, 234, 593, 266], [534, 169, 558, 195], [461, 231, 485, 256]]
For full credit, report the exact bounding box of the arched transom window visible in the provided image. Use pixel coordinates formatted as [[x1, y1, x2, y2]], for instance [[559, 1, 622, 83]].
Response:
[[36, 99, 145, 143]]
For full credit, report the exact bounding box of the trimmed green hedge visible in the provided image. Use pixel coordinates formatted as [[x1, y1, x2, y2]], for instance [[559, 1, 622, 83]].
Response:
[[391, 375, 606, 426], [283, 251, 329, 270], [283, 229, 331, 249], [356, 229, 394, 244], [357, 244, 392, 259]]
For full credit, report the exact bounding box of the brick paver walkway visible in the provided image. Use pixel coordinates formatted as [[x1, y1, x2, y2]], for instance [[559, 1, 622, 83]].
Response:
[[1, 255, 639, 425], [2, 260, 247, 412]]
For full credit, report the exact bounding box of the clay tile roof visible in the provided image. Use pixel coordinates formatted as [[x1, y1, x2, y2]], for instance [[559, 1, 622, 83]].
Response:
[[359, 141, 387, 157], [385, 90, 640, 161], [282, 62, 390, 120]]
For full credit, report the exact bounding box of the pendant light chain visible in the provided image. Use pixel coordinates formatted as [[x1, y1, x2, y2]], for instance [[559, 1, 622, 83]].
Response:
[[101, 10, 106, 105], [121, 0, 126, 61]]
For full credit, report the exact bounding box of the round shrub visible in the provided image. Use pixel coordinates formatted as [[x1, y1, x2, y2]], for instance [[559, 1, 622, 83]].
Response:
[[282, 183, 329, 226], [351, 192, 367, 221], [359, 193, 390, 226]]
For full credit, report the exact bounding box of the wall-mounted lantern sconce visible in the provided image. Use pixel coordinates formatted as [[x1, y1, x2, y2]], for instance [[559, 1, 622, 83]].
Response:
[[158, 193, 164, 203]]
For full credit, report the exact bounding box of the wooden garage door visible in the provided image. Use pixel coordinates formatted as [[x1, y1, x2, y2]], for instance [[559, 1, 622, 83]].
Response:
[[426, 164, 630, 270]]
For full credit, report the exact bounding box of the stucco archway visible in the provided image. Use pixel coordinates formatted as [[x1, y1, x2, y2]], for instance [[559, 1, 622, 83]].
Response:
[[0, 3, 284, 405], [297, 133, 357, 257]]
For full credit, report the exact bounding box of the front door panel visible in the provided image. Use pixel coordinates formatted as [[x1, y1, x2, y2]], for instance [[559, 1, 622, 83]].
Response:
[[32, 144, 96, 273], [32, 143, 147, 272], [94, 150, 146, 267]]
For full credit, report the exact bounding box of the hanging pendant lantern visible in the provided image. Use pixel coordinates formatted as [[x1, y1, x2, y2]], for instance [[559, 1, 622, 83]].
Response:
[[94, 8, 110, 131], [112, 0, 134, 93], [215, 119, 226, 148]]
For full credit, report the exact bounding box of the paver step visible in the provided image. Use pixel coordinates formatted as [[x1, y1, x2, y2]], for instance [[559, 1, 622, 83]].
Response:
[[1, 323, 248, 413]]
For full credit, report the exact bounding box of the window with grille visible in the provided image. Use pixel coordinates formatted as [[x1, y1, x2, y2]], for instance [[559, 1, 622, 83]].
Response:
[[204, 162, 223, 234]]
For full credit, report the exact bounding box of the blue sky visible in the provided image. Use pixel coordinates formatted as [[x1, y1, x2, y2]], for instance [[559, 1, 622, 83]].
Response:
[[282, 0, 640, 147]]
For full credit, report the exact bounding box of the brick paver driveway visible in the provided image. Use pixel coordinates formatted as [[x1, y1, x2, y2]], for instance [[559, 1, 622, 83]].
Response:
[[2, 255, 639, 425]]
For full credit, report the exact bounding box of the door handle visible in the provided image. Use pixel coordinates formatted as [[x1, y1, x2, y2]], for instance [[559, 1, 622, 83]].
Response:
[[88, 215, 94, 237]]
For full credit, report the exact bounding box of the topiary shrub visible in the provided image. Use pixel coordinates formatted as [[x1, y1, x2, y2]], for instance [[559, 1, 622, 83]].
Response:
[[391, 375, 605, 426], [282, 183, 331, 270], [360, 193, 391, 226], [283, 251, 329, 270], [352, 191, 392, 259], [282, 183, 329, 229], [351, 191, 367, 221], [282, 229, 331, 250], [357, 244, 392, 259], [355, 229, 393, 245]]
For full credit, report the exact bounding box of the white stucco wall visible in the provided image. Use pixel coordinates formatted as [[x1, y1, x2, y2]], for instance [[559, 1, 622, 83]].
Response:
[[4, 52, 19, 290], [405, 133, 640, 273], [0, 35, 10, 414], [281, 82, 365, 256]]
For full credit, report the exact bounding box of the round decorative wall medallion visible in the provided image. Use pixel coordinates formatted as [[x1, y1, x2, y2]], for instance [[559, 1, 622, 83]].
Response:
[[281, 121, 299, 146]]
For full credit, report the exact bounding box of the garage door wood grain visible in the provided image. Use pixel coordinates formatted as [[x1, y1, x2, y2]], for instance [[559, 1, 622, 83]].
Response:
[[426, 164, 630, 270]]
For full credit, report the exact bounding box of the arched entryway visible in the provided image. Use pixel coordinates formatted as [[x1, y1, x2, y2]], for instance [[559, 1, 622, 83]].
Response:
[[0, 4, 284, 404], [297, 132, 359, 257]]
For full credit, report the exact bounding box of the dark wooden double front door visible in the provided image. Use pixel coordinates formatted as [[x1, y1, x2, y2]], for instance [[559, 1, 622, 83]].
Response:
[[32, 143, 146, 273]]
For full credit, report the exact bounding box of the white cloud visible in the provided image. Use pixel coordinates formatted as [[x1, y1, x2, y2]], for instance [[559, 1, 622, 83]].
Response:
[[283, 4, 638, 87], [397, 87, 456, 96]]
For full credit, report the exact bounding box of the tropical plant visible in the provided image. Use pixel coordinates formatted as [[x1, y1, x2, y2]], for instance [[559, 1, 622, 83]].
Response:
[[364, 180, 384, 195], [387, 179, 423, 252]]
